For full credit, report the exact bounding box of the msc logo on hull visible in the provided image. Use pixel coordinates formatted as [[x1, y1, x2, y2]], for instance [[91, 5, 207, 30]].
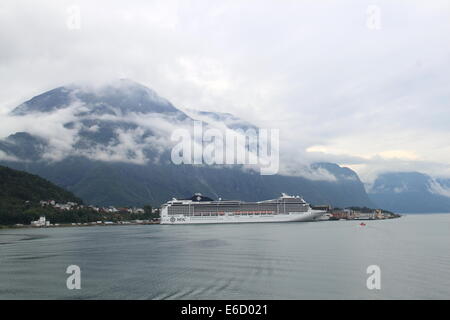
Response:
[[169, 217, 186, 223]]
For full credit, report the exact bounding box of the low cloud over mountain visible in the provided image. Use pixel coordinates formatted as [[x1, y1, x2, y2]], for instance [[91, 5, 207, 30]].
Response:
[[368, 172, 450, 213], [0, 80, 372, 207]]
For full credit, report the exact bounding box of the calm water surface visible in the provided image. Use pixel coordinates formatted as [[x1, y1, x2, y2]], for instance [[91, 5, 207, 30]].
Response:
[[1, 214, 449, 299]]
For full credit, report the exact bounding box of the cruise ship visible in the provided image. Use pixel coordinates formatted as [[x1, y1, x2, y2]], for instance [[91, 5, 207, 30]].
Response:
[[160, 193, 326, 224]]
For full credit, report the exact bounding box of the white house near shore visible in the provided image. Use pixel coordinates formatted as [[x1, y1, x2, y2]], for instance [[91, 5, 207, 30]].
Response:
[[31, 216, 50, 227]]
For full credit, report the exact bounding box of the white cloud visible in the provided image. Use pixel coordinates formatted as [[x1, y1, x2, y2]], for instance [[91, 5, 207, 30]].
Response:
[[0, 150, 21, 162], [428, 179, 450, 198]]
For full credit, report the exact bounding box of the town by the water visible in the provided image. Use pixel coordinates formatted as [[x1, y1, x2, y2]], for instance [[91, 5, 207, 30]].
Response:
[[12, 197, 400, 229]]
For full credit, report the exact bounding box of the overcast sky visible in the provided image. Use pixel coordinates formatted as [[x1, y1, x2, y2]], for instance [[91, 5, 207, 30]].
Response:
[[1, 0, 450, 182]]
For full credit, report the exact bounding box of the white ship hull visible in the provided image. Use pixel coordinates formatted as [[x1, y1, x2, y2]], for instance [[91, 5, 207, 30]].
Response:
[[161, 209, 325, 225]]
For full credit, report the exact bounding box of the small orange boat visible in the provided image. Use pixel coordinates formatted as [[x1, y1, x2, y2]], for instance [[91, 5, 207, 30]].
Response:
[[360, 222, 366, 226]]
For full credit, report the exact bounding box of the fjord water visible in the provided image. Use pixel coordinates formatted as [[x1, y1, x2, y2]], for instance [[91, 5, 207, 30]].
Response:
[[0, 214, 449, 299]]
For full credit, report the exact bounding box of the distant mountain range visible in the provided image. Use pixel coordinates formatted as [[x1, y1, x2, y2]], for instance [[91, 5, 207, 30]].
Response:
[[3, 79, 448, 212], [368, 172, 450, 213]]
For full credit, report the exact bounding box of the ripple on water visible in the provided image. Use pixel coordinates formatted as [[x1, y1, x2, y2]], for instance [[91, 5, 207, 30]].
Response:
[[0, 234, 49, 245]]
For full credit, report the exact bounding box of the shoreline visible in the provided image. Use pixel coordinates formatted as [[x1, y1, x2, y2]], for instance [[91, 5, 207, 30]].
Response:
[[1, 216, 403, 229], [0, 221, 160, 230]]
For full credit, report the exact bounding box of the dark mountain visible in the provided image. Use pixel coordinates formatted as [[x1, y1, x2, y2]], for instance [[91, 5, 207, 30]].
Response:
[[368, 172, 450, 213], [1, 158, 373, 208], [0, 165, 159, 226], [0, 164, 81, 225], [0, 80, 374, 208], [0, 165, 81, 204]]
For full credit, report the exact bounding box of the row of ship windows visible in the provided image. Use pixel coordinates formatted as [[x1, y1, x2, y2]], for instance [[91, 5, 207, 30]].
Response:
[[170, 201, 305, 207], [167, 209, 309, 215], [167, 211, 278, 216], [167, 209, 308, 215], [168, 205, 306, 211]]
